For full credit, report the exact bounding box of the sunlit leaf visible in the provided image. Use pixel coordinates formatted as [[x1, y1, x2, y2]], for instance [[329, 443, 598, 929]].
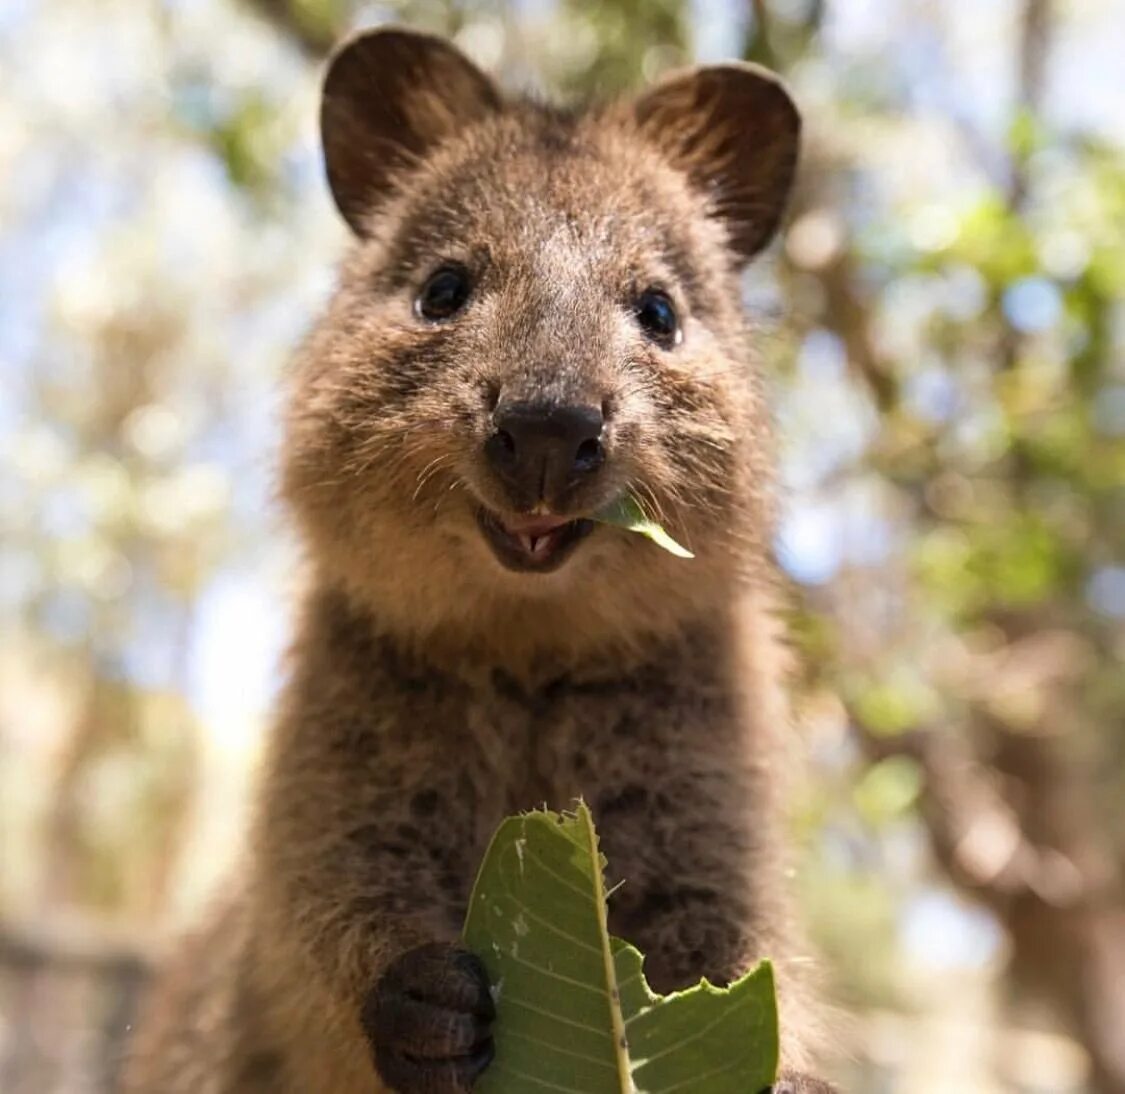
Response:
[[593, 494, 694, 558], [462, 803, 779, 1093]]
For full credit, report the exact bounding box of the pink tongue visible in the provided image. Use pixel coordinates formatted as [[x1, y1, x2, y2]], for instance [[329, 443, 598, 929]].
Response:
[[518, 532, 555, 556], [502, 515, 571, 537]]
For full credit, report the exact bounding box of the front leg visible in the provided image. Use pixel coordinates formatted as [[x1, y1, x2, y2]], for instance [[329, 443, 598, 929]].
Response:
[[258, 717, 499, 1092], [252, 609, 514, 1092], [587, 736, 835, 1092], [591, 740, 780, 996], [545, 656, 783, 993], [539, 633, 832, 1083]]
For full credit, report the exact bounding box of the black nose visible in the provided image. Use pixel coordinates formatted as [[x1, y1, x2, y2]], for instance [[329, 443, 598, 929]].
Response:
[[485, 399, 605, 505]]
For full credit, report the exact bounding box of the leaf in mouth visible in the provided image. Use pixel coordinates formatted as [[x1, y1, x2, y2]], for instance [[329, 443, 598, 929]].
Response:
[[592, 494, 694, 559]]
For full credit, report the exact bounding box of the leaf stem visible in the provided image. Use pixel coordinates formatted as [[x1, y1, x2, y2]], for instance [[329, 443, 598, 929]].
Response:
[[579, 801, 635, 1094]]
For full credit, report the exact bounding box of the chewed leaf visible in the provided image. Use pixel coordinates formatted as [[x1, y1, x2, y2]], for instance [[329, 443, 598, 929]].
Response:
[[593, 494, 694, 559], [461, 802, 778, 1093]]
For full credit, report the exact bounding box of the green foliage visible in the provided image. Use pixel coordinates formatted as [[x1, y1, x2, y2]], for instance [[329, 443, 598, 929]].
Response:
[[593, 495, 695, 558], [210, 92, 276, 191], [462, 803, 779, 1093], [559, 0, 687, 97], [852, 756, 923, 825]]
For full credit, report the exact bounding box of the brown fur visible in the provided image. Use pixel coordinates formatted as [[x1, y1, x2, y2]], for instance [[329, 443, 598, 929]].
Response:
[[124, 28, 831, 1093]]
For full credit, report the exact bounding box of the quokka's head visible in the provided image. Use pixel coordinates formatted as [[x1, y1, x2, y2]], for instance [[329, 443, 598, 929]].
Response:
[[284, 28, 800, 653]]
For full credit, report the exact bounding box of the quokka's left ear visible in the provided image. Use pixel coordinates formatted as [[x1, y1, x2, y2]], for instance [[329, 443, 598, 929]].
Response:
[[320, 27, 502, 235], [633, 63, 801, 264]]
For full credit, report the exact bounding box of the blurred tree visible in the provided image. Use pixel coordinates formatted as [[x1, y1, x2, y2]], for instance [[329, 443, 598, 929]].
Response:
[[751, 1, 1125, 1086]]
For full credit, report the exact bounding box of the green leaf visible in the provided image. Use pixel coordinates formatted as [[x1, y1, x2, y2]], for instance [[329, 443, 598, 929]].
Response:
[[462, 802, 779, 1093], [592, 495, 694, 558]]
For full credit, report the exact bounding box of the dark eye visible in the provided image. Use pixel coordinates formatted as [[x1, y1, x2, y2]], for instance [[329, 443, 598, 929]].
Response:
[[415, 266, 471, 321], [634, 289, 680, 348]]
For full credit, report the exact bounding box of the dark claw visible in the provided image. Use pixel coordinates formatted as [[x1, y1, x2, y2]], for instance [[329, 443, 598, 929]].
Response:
[[364, 943, 495, 1093], [374, 1038, 494, 1094]]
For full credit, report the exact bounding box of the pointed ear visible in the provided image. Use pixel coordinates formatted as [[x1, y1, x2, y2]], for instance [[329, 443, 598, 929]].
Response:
[[320, 28, 502, 235], [633, 63, 801, 263]]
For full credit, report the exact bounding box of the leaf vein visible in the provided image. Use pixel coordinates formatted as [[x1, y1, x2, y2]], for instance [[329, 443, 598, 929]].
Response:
[[494, 874, 602, 955], [628, 989, 760, 1056], [501, 1027, 619, 1069], [489, 1061, 590, 1093], [520, 844, 594, 901], [502, 950, 610, 995], [642, 1041, 765, 1094], [501, 994, 611, 1037]]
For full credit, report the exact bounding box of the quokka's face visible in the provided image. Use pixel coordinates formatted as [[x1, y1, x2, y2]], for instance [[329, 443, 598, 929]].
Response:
[[284, 30, 799, 623]]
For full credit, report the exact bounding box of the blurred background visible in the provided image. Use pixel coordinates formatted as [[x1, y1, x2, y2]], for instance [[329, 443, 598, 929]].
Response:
[[1, 0, 1123, 1090]]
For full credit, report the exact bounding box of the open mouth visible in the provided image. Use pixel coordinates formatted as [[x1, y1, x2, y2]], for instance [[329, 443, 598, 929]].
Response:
[[476, 510, 594, 573]]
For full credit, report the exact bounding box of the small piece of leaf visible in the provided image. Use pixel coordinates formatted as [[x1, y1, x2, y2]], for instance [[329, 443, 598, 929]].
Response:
[[592, 494, 694, 558], [461, 802, 778, 1093]]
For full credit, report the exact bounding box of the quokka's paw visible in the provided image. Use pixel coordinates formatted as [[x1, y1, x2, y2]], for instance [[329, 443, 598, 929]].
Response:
[[769, 1072, 838, 1093], [363, 942, 495, 1093]]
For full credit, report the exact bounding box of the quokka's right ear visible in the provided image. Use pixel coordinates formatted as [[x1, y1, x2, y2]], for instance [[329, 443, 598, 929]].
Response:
[[633, 63, 800, 264], [321, 28, 502, 235]]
